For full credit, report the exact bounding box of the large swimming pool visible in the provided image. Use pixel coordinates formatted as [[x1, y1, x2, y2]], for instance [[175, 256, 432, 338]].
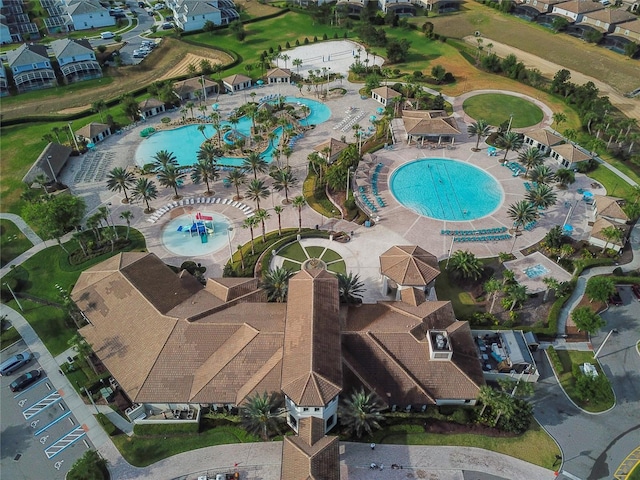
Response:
[[390, 158, 503, 221], [135, 97, 330, 168], [162, 212, 232, 256]]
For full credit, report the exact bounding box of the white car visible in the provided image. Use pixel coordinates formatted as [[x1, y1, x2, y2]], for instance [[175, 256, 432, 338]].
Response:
[[132, 49, 148, 58], [153, 3, 165, 10]]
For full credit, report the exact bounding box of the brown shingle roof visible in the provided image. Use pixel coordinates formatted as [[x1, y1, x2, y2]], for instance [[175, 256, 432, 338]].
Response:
[[551, 143, 592, 163], [524, 129, 564, 147], [22, 142, 73, 184], [400, 287, 426, 306], [581, 8, 636, 25], [595, 195, 629, 222], [281, 417, 340, 480], [379, 245, 440, 286], [223, 73, 251, 86], [554, 0, 604, 15], [371, 86, 401, 99], [403, 113, 460, 136], [75, 122, 110, 140], [173, 76, 218, 97], [281, 270, 342, 406], [266, 67, 291, 78], [138, 97, 164, 109], [313, 138, 350, 159]]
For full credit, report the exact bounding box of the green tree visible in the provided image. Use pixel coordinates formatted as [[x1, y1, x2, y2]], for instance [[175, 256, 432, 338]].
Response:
[[67, 450, 108, 480], [261, 266, 293, 303], [152, 150, 178, 171], [120, 94, 140, 121], [254, 208, 271, 242], [106, 167, 135, 203], [240, 391, 284, 440], [119, 210, 133, 240], [572, 306, 605, 334], [270, 168, 298, 204], [484, 277, 502, 314], [337, 272, 365, 305], [599, 226, 624, 253], [542, 277, 560, 302], [496, 131, 524, 161], [498, 378, 534, 398], [132, 177, 158, 213], [507, 200, 538, 233], [544, 225, 564, 249], [91, 100, 107, 123], [552, 112, 567, 130], [339, 388, 384, 438], [585, 276, 616, 304], [555, 168, 575, 187], [505, 283, 527, 311], [157, 165, 186, 199], [431, 64, 446, 84], [529, 165, 555, 185], [292, 195, 306, 231], [448, 250, 483, 281], [227, 168, 247, 200], [242, 215, 259, 255], [243, 152, 269, 179], [526, 183, 557, 210], [467, 119, 492, 151], [246, 179, 270, 210], [191, 158, 219, 196], [273, 205, 284, 236], [518, 147, 546, 177]]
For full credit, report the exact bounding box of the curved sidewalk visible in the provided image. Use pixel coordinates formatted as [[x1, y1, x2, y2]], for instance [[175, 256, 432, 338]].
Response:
[[0, 212, 43, 245]]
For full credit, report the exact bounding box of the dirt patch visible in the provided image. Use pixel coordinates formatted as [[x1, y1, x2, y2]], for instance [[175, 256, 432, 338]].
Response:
[[423, 419, 518, 438], [158, 52, 232, 80], [58, 105, 91, 115], [235, 0, 280, 17]]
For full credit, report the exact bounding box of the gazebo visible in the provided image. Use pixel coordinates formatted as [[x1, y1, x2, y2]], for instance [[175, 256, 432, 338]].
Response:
[[379, 245, 441, 299]]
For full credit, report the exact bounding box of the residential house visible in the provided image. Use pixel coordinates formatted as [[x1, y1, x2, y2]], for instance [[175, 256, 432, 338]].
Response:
[[522, 128, 564, 155], [65, 0, 115, 31], [167, 0, 239, 32], [579, 8, 637, 34], [266, 67, 292, 84], [75, 122, 112, 144], [593, 195, 630, 224], [51, 38, 102, 84], [416, 0, 462, 13], [549, 143, 592, 169], [173, 76, 219, 101], [139, 98, 166, 119], [515, 0, 565, 18], [401, 110, 461, 145], [551, 0, 604, 24], [588, 217, 629, 252], [377, 0, 417, 15], [0, 14, 11, 44], [313, 138, 349, 163], [1, 0, 39, 42], [222, 73, 251, 93], [22, 142, 73, 185], [371, 85, 401, 106], [335, 0, 368, 16], [0, 62, 8, 96], [612, 18, 640, 44], [6, 43, 57, 93]]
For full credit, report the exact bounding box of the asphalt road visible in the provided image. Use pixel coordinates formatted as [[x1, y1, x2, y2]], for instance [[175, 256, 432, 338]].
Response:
[[0, 341, 93, 480], [532, 287, 640, 480]]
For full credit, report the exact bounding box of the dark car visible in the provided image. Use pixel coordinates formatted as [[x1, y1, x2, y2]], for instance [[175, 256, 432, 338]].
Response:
[[631, 284, 640, 301], [9, 370, 41, 392], [609, 289, 623, 306], [138, 1, 145, 6]]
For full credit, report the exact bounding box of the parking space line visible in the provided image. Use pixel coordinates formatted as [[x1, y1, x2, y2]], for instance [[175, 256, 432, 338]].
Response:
[[34, 411, 72, 436], [44, 425, 86, 459], [13, 377, 49, 399], [22, 390, 63, 420]]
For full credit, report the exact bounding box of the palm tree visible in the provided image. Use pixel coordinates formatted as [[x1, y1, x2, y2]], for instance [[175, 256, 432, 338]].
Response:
[[337, 272, 365, 305], [119, 210, 133, 240], [308, 152, 327, 185], [261, 266, 293, 302], [555, 168, 575, 188], [243, 152, 269, 179], [292, 195, 306, 232], [529, 165, 555, 185], [467, 119, 492, 151], [91, 100, 107, 123], [552, 112, 567, 131], [254, 208, 271, 242], [507, 200, 538, 233], [191, 159, 218, 196], [526, 183, 557, 210], [185, 101, 195, 119], [152, 150, 178, 171], [197, 124, 208, 140], [339, 388, 384, 439], [293, 58, 303, 73], [505, 283, 527, 311], [157, 165, 186, 199], [132, 178, 158, 213], [274, 205, 284, 236], [600, 225, 623, 253], [106, 167, 135, 203], [227, 168, 247, 200], [270, 168, 298, 204], [246, 179, 270, 210], [484, 277, 502, 314], [518, 147, 545, 177], [242, 216, 259, 255], [542, 277, 560, 302], [240, 391, 284, 441], [448, 250, 483, 281], [211, 111, 222, 146], [496, 131, 524, 161]]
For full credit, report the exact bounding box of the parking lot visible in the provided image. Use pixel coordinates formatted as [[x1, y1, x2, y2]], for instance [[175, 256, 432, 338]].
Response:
[[0, 341, 93, 480]]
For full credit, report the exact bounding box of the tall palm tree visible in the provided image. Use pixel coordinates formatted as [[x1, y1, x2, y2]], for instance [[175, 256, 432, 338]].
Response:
[[507, 200, 538, 233], [337, 272, 365, 305], [292, 195, 306, 232], [191, 159, 219, 195], [227, 168, 247, 200], [600, 225, 623, 253], [467, 119, 492, 151], [518, 147, 546, 177], [526, 183, 557, 210], [119, 210, 133, 240], [246, 179, 270, 210], [448, 250, 483, 281], [542, 277, 560, 302], [270, 168, 298, 204], [157, 164, 186, 199], [308, 152, 327, 185], [240, 391, 284, 441], [274, 205, 284, 236], [505, 283, 527, 311], [254, 208, 271, 242], [555, 168, 575, 188], [197, 124, 208, 140], [339, 388, 384, 439], [242, 216, 259, 255], [484, 277, 502, 314], [496, 131, 524, 161], [211, 111, 222, 146], [152, 150, 178, 171], [261, 266, 293, 303], [293, 58, 303, 73], [243, 152, 269, 179], [106, 167, 135, 203], [91, 100, 107, 122], [529, 165, 555, 185], [132, 177, 158, 213], [185, 101, 195, 119]]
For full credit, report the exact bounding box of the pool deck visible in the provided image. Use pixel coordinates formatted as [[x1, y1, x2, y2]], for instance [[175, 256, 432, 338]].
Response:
[[504, 251, 573, 294], [58, 79, 601, 300]]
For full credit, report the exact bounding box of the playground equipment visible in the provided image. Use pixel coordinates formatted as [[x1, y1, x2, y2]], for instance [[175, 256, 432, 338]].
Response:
[[177, 213, 214, 243]]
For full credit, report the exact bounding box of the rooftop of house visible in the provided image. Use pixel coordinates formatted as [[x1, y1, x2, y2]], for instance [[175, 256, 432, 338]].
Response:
[[551, 143, 592, 162], [595, 195, 629, 222], [266, 67, 292, 78], [524, 128, 564, 147], [6, 43, 50, 67], [371, 86, 402, 99], [50, 38, 94, 59]]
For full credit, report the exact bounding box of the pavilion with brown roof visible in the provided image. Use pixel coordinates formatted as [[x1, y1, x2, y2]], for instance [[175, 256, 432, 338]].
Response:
[[523, 128, 564, 156], [75, 122, 112, 145], [588, 217, 629, 253], [371, 85, 402, 106], [401, 110, 460, 145], [138, 98, 166, 119], [173, 76, 219, 101], [266, 67, 292, 84], [222, 73, 252, 93], [313, 138, 350, 163], [593, 195, 630, 224], [379, 245, 441, 299], [550, 143, 592, 169]]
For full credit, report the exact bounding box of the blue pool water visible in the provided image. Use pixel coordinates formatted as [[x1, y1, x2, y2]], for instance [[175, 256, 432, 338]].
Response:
[[162, 212, 231, 256], [135, 97, 330, 167], [390, 158, 503, 221], [524, 264, 549, 279]]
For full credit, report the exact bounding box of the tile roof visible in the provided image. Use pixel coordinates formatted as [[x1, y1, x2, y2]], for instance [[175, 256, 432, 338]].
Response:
[[554, 0, 604, 14], [595, 195, 629, 222], [222, 73, 252, 86], [313, 138, 350, 159], [379, 245, 440, 286], [524, 129, 564, 147], [589, 217, 628, 246], [6, 43, 49, 67], [281, 270, 342, 406], [614, 19, 640, 35], [173, 76, 218, 96], [138, 97, 164, 109], [67, 0, 107, 15], [281, 417, 340, 480], [50, 38, 93, 59], [371, 86, 401, 99], [400, 287, 426, 306], [551, 143, 591, 163], [22, 142, 72, 184], [581, 7, 636, 25], [266, 67, 291, 78], [75, 122, 111, 140], [402, 111, 460, 136]]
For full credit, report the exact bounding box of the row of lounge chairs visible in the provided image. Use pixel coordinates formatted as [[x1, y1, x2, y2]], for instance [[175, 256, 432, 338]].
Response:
[[523, 221, 537, 231], [504, 161, 526, 176], [333, 109, 360, 130], [146, 197, 254, 224], [337, 112, 366, 132], [258, 94, 281, 103], [523, 181, 539, 191], [454, 234, 512, 243], [288, 133, 304, 149], [441, 227, 508, 236]]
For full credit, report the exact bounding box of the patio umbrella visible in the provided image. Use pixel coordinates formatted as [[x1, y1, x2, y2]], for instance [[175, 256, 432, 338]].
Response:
[[87, 142, 95, 149], [212, 103, 219, 110], [370, 115, 377, 122], [563, 224, 573, 232], [583, 191, 593, 197], [256, 80, 264, 85], [376, 107, 384, 114]]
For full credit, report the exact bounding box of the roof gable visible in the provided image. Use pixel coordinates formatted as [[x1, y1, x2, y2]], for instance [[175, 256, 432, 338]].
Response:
[[51, 38, 93, 58], [7, 43, 49, 67], [379, 245, 440, 286]]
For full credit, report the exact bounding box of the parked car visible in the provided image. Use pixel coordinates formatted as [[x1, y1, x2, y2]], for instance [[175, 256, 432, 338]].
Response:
[[112, 12, 126, 18], [138, 1, 146, 6], [132, 49, 148, 58], [108, 7, 124, 15], [141, 40, 156, 48], [631, 284, 640, 301], [609, 289, 623, 306], [100, 31, 115, 40], [161, 21, 174, 30], [153, 2, 165, 10], [9, 370, 41, 392], [1, 352, 33, 376]]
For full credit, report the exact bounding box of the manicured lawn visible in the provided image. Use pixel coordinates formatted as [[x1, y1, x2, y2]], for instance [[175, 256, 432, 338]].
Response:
[[282, 259, 301, 272], [374, 421, 559, 470], [306, 246, 325, 259], [462, 94, 544, 128], [278, 241, 306, 262], [1, 327, 22, 350], [322, 248, 342, 262], [1, 219, 34, 266], [587, 165, 637, 202], [1, 77, 114, 108], [434, 260, 491, 319], [327, 260, 346, 275]]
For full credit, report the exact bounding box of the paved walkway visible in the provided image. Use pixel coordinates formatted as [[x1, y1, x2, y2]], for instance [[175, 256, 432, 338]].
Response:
[[0, 212, 43, 245]]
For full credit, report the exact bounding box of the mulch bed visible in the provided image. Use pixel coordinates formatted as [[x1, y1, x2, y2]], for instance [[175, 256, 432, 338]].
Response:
[[423, 419, 518, 438]]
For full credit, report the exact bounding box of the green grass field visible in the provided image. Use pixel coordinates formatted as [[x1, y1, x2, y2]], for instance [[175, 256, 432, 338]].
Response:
[[462, 94, 544, 128], [588, 165, 638, 203], [1, 219, 34, 266]]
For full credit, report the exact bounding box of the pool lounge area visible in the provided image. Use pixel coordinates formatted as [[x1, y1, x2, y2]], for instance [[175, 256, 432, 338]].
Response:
[[503, 252, 572, 294]]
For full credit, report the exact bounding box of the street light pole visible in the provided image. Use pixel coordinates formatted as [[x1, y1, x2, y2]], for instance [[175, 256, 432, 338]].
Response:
[[226, 227, 234, 261], [46, 155, 58, 183], [68, 122, 80, 152], [594, 329, 616, 359], [444, 236, 456, 270], [507, 114, 514, 133], [3, 282, 23, 311]]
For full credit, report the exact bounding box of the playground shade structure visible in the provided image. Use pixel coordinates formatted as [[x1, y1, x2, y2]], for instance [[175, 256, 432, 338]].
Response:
[[177, 213, 215, 243]]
